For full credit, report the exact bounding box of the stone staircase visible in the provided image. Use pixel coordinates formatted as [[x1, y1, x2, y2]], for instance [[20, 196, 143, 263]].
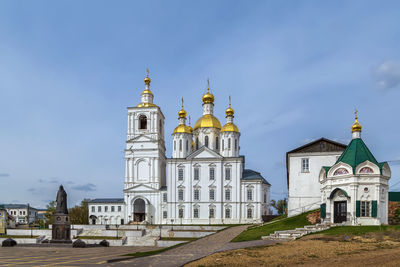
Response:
[[262, 222, 341, 240]]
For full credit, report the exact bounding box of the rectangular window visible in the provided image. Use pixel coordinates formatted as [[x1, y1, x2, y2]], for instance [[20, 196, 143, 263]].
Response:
[[179, 208, 184, 218], [194, 208, 199, 218], [111, 206, 115, 212], [225, 189, 231, 201], [194, 189, 200, 201], [98, 206, 102, 212], [118, 206, 121, 212], [361, 201, 371, 217], [91, 206, 95, 212], [178, 189, 184, 201], [247, 208, 253, 219], [209, 208, 215, 218], [247, 189, 253, 201], [301, 158, 309, 172], [209, 189, 215, 201], [178, 168, 184, 181], [163, 210, 167, 219], [209, 168, 215, 180], [225, 208, 231, 218], [105, 206, 108, 212], [194, 168, 200, 180], [163, 193, 167, 203], [225, 168, 231, 180]]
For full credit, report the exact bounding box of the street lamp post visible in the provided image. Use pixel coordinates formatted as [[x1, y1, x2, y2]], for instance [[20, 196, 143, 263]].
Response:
[[171, 219, 174, 231]]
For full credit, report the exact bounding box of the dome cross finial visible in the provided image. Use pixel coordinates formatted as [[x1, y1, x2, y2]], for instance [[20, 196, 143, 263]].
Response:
[[355, 109, 358, 119], [229, 95, 231, 107], [146, 68, 149, 77], [207, 78, 210, 92], [144, 68, 151, 85]]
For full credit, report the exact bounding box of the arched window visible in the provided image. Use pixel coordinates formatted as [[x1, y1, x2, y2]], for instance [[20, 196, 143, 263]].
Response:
[[196, 137, 199, 150], [216, 137, 219, 150], [334, 168, 349, 176], [360, 167, 374, 174], [205, 136, 209, 147], [228, 138, 231, 149], [159, 120, 162, 135], [179, 140, 182, 151], [139, 115, 147, 130], [235, 139, 238, 151], [174, 141, 176, 151], [186, 140, 189, 151], [222, 139, 224, 150]]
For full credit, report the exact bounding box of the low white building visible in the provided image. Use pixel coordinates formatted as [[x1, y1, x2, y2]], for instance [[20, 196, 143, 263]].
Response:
[[4, 204, 38, 224], [319, 113, 391, 225], [88, 199, 125, 225], [287, 138, 346, 217]]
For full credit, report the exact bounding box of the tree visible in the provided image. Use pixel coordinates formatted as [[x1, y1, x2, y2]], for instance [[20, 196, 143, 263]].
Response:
[[271, 198, 287, 215], [41, 201, 56, 228], [69, 199, 89, 225]]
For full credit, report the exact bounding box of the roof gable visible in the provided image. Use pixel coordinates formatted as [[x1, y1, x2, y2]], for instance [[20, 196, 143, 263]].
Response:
[[287, 138, 347, 154], [187, 146, 223, 159]]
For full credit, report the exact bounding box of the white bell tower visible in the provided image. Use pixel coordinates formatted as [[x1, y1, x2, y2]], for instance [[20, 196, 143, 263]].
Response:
[[124, 70, 166, 189]]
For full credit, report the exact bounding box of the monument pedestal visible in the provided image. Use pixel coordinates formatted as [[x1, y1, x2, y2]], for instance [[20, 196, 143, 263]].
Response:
[[50, 213, 72, 243]]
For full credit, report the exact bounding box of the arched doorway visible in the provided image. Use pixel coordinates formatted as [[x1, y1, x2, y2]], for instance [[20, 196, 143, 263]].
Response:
[[133, 198, 146, 222], [89, 215, 97, 225]]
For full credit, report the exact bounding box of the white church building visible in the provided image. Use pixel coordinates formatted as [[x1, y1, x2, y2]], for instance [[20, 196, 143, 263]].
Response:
[[89, 72, 271, 225]]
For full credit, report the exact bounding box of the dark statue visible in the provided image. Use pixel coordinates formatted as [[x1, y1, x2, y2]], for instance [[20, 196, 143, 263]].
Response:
[[56, 185, 68, 214], [51, 185, 71, 243]]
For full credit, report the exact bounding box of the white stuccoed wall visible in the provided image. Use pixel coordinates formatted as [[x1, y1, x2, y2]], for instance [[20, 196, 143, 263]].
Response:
[[288, 152, 342, 217]]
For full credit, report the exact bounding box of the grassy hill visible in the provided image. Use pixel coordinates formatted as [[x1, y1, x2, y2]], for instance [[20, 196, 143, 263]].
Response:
[[232, 210, 317, 242]]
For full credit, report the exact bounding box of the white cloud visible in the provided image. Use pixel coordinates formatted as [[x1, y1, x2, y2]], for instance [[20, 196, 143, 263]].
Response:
[[376, 60, 400, 90]]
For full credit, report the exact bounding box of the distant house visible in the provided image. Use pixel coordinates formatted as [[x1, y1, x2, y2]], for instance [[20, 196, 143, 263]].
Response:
[[286, 138, 346, 217], [4, 204, 38, 224]]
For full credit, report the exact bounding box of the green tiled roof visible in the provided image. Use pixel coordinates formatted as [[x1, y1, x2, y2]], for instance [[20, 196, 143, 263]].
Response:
[[333, 138, 385, 174]]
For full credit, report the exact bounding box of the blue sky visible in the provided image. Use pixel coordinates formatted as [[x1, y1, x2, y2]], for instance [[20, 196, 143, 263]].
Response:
[[1, 1, 400, 208]]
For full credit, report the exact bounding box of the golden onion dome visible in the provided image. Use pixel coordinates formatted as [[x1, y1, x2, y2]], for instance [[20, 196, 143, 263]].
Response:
[[225, 106, 234, 117], [144, 68, 151, 85], [193, 114, 221, 130], [202, 88, 215, 104], [351, 110, 362, 133], [178, 108, 187, 118], [221, 122, 239, 133], [173, 124, 192, 134]]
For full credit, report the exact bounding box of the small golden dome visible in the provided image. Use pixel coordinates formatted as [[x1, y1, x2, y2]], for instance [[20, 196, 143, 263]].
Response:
[[144, 68, 151, 85], [221, 122, 239, 133], [225, 106, 234, 117], [202, 88, 215, 104], [137, 102, 157, 107], [193, 114, 221, 130], [178, 108, 187, 118], [141, 89, 153, 96], [173, 124, 192, 134], [351, 109, 362, 133]]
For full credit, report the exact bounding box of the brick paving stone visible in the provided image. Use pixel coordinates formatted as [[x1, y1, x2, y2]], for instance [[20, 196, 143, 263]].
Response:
[[117, 225, 248, 267]]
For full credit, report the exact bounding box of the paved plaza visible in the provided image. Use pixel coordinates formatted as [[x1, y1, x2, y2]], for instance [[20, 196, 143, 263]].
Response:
[[0, 226, 279, 266]]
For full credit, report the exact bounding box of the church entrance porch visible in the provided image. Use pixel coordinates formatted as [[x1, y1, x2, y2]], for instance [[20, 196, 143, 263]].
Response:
[[334, 201, 347, 223], [133, 198, 146, 222]]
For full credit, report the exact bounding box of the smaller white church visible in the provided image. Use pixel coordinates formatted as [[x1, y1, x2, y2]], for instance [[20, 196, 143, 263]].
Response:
[[319, 112, 391, 225]]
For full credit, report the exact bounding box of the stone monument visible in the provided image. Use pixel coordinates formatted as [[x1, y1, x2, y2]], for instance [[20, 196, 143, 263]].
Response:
[[51, 185, 71, 243]]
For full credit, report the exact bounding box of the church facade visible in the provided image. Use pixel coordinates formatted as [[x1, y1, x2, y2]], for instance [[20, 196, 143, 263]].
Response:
[[89, 72, 271, 225]]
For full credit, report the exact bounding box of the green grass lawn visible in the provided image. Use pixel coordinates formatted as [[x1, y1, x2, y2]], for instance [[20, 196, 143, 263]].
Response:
[[77, 236, 121, 240], [232, 210, 317, 242], [316, 225, 400, 236]]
